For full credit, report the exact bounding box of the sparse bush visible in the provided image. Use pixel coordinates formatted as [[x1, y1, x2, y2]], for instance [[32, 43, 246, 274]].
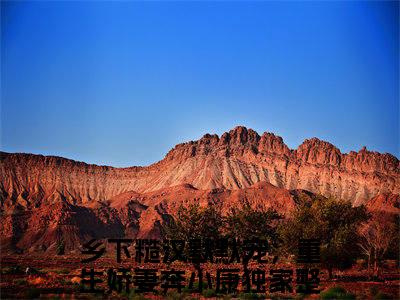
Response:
[[165, 290, 186, 300], [225, 204, 282, 249], [56, 239, 65, 255], [202, 288, 217, 298], [54, 268, 69, 274], [358, 212, 398, 278], [294, 293, 306, 300], [320, 286, 356, 300], [279, 197, 370, 279], [374, 292, 394, 300], [370, 286, 379, 296], [129, 294, 148, 300], [239, 292, 266, 299], [161, 203, 224, 242], [2, 265, 23, 274], [14, 278, 27, 285], [183, 281, 208, 293], [270, 294, 294, 300]]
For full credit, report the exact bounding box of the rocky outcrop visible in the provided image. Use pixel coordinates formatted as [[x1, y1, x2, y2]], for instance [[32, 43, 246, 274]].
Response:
[[1, 126, 399, 253], [366, 193, 400, 213], [0, 182, 296, 253], [1, 126, 399, 208]]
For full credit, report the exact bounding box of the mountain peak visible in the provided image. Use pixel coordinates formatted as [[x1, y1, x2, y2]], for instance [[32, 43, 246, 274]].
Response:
[[1, 127, 399, 207], [1, 127, 399, 254], [165, 126, 285, 161]]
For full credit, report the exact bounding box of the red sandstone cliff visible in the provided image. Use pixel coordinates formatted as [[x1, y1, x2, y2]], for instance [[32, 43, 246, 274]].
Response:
[[1, 126, 398, 207], [0, 126, 399, 253]]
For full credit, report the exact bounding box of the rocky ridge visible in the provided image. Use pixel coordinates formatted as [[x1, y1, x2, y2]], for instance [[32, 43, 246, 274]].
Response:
[[1, 126, 398, 207], [1, 126, 399, 253]]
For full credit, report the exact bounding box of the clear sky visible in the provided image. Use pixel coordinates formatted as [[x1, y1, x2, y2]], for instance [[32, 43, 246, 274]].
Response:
[[1, 1, 399, 167]]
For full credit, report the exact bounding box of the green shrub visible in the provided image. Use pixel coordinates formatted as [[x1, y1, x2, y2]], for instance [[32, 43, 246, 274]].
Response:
[[14, 278, 27, 285], [374, 292, 394, 300], [239, 292, 266, 299], [370, 286, 379, 296], [294, 293, 306, 300], [54, 268, 70, 274], [321, 286, 356, 300], [2, 265, 23, 274], [270, 294, 294, 300], [130, 295, 148, 300], [279, 197, 370, 279], [183, 281, 208, 293], [56, 239, 65, 255], [165, 290, 186, 300], [202, 289, 217, 298]]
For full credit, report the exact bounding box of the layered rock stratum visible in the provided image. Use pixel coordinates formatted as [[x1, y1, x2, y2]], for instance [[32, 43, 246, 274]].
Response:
[[1, 126, 399, 253]]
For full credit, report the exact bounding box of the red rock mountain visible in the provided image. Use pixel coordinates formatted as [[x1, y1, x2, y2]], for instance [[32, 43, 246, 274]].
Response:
[[1, 126, 399, 253]]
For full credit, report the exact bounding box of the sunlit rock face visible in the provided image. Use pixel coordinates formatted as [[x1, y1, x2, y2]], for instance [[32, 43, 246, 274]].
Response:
[[1, 126, 399, 252]]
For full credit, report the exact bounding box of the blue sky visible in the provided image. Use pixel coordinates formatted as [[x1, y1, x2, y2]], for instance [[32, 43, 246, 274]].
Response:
[[1, 1, 398, 167]]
